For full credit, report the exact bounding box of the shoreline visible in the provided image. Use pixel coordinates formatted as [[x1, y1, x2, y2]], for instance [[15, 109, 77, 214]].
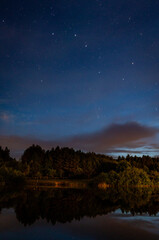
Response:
[[26, 178, 90, 189], [25, 178, 159, 189]]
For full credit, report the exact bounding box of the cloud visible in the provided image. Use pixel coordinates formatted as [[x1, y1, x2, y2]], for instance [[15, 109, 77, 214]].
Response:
[[0, 135, 55, 158], [64, 121, 159, 152], [0, 122, 158, 158], [0, 112, 14, 122]]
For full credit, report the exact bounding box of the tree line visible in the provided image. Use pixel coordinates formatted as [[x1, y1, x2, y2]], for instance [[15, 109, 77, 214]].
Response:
[[0, 145, 159, 185]]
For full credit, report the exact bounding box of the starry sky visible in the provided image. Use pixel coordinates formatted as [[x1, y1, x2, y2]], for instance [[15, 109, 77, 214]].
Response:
[[0, 0, 159, 158]]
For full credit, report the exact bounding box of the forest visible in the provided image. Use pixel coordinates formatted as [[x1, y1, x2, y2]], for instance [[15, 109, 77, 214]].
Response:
[[0, 145, 159, 186]]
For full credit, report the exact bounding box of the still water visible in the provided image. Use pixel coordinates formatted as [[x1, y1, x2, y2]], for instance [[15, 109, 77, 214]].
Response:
[[0, 186, 159, 240]]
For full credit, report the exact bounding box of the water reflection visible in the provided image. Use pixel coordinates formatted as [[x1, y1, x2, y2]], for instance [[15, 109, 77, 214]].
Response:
[[0, 186, 159, 226], [1, 187, 159, 239]]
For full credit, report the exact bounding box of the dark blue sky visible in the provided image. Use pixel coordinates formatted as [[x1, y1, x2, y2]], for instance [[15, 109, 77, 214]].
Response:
[[0, 0, 159, 157]]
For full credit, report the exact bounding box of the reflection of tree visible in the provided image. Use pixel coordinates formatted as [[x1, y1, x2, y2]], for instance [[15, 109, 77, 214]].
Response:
[[0, 187, 159, 226], [15, 189, 119, 226], [118, 187, 152, 215]]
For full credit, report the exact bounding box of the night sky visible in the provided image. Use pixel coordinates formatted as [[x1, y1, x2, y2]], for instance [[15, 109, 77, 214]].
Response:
[[0, 0, 159, 157]]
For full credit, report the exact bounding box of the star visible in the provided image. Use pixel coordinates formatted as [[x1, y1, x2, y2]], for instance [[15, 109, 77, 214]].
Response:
[[85, 44, 88, 48], [74, 34, 77, 37], [40, 80, 43, 83], [128, 17, 131, 22], [51, 32, 55, 36], [131, 62, 134, 65], [122, 78, 125, 81]]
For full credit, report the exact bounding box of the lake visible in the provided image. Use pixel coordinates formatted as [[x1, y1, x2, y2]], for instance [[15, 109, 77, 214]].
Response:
[[0, 186, 159, 240]]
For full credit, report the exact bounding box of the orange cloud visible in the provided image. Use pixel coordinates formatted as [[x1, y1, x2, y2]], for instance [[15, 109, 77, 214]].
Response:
[[0, 122, 158, 158]]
